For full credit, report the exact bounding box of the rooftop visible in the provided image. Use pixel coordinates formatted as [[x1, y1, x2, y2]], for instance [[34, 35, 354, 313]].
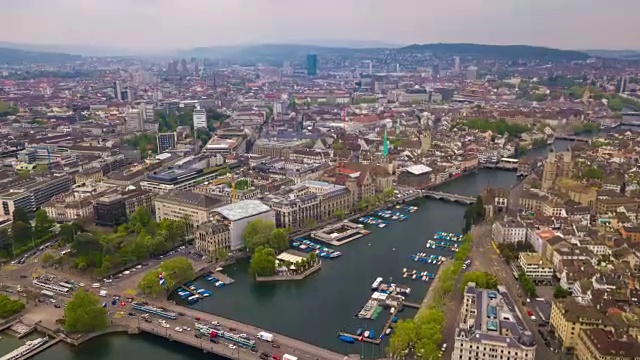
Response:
[[156, 190, 223, 209], [215, 200, 272, 221]]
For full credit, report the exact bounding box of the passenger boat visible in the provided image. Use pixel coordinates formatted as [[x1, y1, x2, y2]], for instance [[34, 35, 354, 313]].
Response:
[[0, 338, 48, 360], [371, 277, 383, 290]]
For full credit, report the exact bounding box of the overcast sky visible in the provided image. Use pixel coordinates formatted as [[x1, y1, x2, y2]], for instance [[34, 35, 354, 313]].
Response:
[[1, 0, 638, 51]]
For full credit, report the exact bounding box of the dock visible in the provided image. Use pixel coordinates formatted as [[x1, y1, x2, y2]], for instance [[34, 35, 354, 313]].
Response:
[[403, 302, 420, 309], [210, 272, 235, 285], [311, 221, 370, 247], [339, 331, 381, 345], [15, 338, 61, 360], [179, 284, 203, 298], [8, 321, 36, 338]]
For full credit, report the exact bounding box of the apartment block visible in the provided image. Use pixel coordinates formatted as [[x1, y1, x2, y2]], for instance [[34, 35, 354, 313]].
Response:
[[550, 297, 613, 350]]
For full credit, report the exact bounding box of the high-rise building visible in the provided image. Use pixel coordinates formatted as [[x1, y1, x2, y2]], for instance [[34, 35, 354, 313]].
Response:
[[306, 54, 318, 76], [465, 66, 478, 81], [454, 56, 460, 72], [193, 105, 207, 129], [465, 67, 477, 81], [125, 109, 144, 133], [113, 81, 122, 100], [619, 75, 629, 94], [180, 59, 188, 73], [282, 61, 291, 74], [157, 132, 177, 153]]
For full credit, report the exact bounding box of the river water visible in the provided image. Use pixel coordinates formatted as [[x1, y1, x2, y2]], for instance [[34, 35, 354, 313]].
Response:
[[17, 141, 572, 360]]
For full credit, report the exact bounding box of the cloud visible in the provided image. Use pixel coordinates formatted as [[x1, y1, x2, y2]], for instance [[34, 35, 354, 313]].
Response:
[[0, 0, 638, 51]]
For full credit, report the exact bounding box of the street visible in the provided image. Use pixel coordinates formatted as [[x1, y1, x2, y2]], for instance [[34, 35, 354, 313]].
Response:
[[440, 224, 558, 360]]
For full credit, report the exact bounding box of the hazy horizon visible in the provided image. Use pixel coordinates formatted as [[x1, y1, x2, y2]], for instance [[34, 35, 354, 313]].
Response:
[[2, 0, 640, 52]]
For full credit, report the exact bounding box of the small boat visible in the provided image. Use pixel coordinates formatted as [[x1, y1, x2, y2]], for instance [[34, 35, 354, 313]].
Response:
[[356, 328, 363, 336], [339, 335, 355, 344], [368, 330, 375, 339], [364, 331, 370, 338], [385, 328, 392, 335]]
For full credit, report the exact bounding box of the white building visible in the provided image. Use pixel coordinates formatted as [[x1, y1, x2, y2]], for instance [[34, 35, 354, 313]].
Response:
[[213, 200, 275, 250], [518, 253, 554, 280], [453, 283, 536, 360], [125, 109, 143, 133], [491, 220, 527, 244], [193, 106, 207, 129], [465, 66, 478, 81]]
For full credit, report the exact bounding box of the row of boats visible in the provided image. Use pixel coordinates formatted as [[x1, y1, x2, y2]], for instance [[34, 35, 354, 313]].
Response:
[[410, 253, 447, 264], [434, 231, 463, 241], [374, 210, 408, 221], [291, 238, 342, 258], [393, 204, 419, 213], [426, 239, 460, 251], [204, 274, 227, 287], [357, 216, 389, 228], [177, 283, 212, 304], [402, 269, 436, 281]]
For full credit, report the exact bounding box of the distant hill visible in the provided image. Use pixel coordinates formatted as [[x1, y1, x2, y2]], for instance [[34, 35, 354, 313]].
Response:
[[0, 42, 133, 57], [584, 49, 640, 60], [171, 43, 383, 60], [399, 43, 590, 61], [0, 47, 81, 65]]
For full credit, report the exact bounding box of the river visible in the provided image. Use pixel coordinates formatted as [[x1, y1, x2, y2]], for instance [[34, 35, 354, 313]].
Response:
[[17, 141, 573, 360]]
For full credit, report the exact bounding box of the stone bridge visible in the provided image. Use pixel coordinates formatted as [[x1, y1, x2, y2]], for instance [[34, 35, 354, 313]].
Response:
[[422, 190, 475, 204]]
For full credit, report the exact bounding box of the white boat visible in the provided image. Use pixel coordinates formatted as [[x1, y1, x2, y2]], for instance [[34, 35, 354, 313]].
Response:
[[371, 277, 383, 290], [364, 331, 370, 338], [385, 328, 392, 335], [0, 337, 48, 360]]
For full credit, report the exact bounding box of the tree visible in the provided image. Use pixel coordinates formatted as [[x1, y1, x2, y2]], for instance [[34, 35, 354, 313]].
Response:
[[71, 233, 103, 268], [127, 207, 153, 234], [34, 209, 54, 239], [0, 229, 12, 259], [269, 228, 289, 252], [583, 166, 604, 180], [138, 257, 195, 297], [333, 209, 345, 220], [249, 246, 276, 278], [11, 221, 32, 248], [553, 285, 570, 299], [608, 97, 624, 112], [59, 223, 82, 244], [242, 219, 275, 253], [0, 295, 24, 318], [64, 290, 108, 333], [518, 273, 538, 298], [303, 218, 318, 230], [12, 208, 29, 224], [460, 271, 499, 291], [41, 252, 56, 265], [215, 248, 229, 262]]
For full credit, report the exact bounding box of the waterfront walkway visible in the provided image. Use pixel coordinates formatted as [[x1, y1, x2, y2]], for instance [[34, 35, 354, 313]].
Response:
[[150, 300, 351, 360]]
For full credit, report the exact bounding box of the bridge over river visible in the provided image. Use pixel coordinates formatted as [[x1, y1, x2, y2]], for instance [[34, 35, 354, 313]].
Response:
[[422, 190, 475, 204]]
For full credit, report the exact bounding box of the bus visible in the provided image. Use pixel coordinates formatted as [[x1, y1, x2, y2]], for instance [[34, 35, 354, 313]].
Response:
[[32, 280, 70, 294], [40, 290, 55, 297], [58, 282, 74, 290]]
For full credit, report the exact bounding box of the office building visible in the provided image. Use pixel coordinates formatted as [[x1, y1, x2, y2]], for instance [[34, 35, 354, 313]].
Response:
[[93, 189, 154, 227], [157, 132, 177, 153], [141, 167, 219, 194], [113, 81, 122, 100], [465, 66, 478, 81], [575, 328, 640, 360], [453, 283, 536, 360], [491, 219, 527, 244], [550, 297, 614, 350], [211, 200, 275, 250], [125, 109, 143, 133], [517, 253, 553, 280], [454, 56, 460, 72], [193, 106, 207, 129], [180, 59, 188, 73], [195, 221, 231, 259], [619, 75, 630, 94], [0, 175, 73, 216], [306, 54, 318, 76], [155, 190, 223, 234]]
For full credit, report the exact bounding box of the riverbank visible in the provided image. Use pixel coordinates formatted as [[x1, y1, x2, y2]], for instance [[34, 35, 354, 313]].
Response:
[[414, 260, 447, 319]]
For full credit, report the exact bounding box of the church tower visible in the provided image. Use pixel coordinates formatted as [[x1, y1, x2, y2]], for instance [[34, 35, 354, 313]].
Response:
[[541, 151, 558, 191]]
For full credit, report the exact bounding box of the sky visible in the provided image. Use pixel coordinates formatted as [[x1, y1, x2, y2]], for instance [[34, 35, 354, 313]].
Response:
[[1, 0, 639, 52]]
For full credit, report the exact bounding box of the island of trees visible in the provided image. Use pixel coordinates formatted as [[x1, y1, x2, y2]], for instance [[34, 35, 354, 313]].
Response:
[[138, 257, 195, 297]]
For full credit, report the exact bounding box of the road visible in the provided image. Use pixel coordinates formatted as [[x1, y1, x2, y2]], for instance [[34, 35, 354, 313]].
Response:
[[441, 224, 558, 360]]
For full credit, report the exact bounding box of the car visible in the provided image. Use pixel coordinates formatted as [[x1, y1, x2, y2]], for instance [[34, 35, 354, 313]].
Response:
[[144, 318, 152, 323], [79, 283, 85, 287], [49, 299, 56, 303], [162, 323, 170, 328], [19, 275, 28, 278], [239, 334, 247, 338], [211, 321, 219, 326], [128, 312, 136, 317], [228, 344, 237, 350], [182, 326, 191, 331], [440, 343, 447, 352], [272, 355, 279, 360], [53, 304, 61, 308], [178, 312, 185, 316], [229, 327, 237, 331], [174, 327, 183, 332], [136, 265, 142, 269], [194, 333, 202, 339], [271, 343, 281, 348]]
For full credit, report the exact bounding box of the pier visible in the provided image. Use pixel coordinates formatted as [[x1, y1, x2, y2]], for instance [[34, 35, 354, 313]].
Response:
[[311, 221, 370, 247], [15, 338, 61, 360]]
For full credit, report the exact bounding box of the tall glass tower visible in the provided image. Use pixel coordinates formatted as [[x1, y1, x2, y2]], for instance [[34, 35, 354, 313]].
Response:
[[306, 54, 318, 76]]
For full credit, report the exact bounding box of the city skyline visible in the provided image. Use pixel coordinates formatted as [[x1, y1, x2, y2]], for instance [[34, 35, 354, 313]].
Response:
[[2, 0, 640, 53]]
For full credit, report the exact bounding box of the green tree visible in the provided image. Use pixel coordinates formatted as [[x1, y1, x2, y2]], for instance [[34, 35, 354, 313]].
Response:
[[518, 272, 538, 298], [58, 223, 82, 244], [0, 229, 12, 259], [64, 290, 108, 333], [608, 97, 624, 112], [242, 219, 275, 253], [249, 246, 276, 278], [138, 256, 195, 297], [553, 285, 570, 299], [71, 233, 103, 269], [460, 271, 499, 291], [0, 295, 25, 318], [41, 252, 56, 265], [269, 228, 289, 252], [34, 209, 54, 239], [303, 218, 318, 230], [11, 221, 32, 248], [215, 248, 229, 262], [127, 207, 153, 234], [12, 208, 29, 224], [333, 209, 345, 220], [583, 166, 604, 180]]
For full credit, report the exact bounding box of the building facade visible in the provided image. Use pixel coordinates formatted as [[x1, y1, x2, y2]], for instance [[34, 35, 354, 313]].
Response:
[[154, 190, 223, 234], [195, 221, 231, 259]]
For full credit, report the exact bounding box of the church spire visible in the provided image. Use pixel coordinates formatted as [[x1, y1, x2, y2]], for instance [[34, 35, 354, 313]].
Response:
[[382, 127, 389, 158]]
